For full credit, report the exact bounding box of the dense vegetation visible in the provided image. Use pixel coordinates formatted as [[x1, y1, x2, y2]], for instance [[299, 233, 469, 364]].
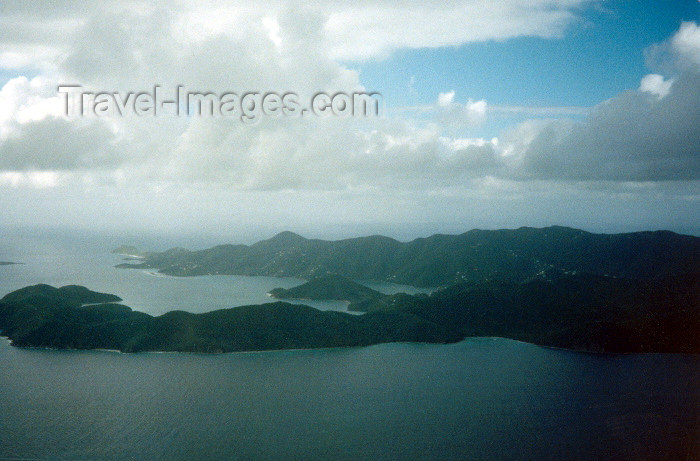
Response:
[[268, 274, 382, 303], [115, 227, 700, 287], [0, 284, 449, 352], [350, 273, 700, 353], [2, 272, 699, 353]]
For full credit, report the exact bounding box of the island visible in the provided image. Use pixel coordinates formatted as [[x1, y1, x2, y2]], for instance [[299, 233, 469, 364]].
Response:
[[2, 272, 699, 354], [114, 227, 700, 288], [268, 274, 382, 303], [111, 245, 145, 258]]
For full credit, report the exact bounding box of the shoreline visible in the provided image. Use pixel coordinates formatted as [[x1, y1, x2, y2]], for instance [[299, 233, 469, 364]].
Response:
[[2, 334, 696, 357], [267, 292, 353, 304]]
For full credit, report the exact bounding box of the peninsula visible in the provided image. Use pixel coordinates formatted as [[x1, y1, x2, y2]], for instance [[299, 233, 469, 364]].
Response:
[[268, 274, 382, 303], [2, 272, 699, 354]]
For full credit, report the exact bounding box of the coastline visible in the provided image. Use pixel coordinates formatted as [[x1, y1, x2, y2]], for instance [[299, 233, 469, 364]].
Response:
[[267, 292, 354, 304], [3, 334, 697, 357]]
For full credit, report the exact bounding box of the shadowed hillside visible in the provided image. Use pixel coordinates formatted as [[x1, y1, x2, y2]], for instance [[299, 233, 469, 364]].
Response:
[[268, 274, 382, 303], [116, 227, 700, 287], [2, 273, 698, 354]]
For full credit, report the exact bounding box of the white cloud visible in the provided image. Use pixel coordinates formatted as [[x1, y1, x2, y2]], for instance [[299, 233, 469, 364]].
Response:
[[0, 76, 64, 137], [435, 96, 488, 129], [466, 99, 487, 120], [0, 171, 62, 188], [0, 0, 596, 193], [0, 1, 496, 191], [0, 3, 697, 206], [324, 0, 594, 60], [437, 91, 455, 107], [671, 21, 700, 69], [646, 20, 700, 74], [639, 73, 674, 99], [0, 0, 595, 71]]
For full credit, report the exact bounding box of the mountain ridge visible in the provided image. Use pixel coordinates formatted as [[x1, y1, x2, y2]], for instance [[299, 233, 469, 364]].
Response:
[[116, 226, 700, 287]]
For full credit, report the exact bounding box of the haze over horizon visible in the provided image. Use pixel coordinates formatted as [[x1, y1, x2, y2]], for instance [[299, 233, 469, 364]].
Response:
[[1, 1, 699, 239]]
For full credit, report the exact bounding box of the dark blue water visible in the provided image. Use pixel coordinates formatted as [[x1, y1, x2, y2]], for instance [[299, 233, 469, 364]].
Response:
[[0, 337, 698, 460], [0, 228, 698, 460]]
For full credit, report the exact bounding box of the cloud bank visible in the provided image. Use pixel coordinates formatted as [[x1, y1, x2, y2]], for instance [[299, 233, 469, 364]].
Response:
[[0, 2, 698, 236]]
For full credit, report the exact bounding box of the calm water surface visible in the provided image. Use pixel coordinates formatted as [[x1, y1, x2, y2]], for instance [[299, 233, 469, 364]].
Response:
[[0, 337, 698, 460]]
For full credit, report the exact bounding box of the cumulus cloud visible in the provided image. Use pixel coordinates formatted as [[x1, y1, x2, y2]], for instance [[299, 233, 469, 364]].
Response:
[[0, 2, 697, 237], [0, 75, 125, 172], [646, 20, 700, 73], [0, 76, 64, 137], [0, 171, 62, 188], [639, 74, 673, 99], [154, 113, 501, 191], [671, 21, 700, 69], [500, 22, 700, 182], [0, 2, 697, 198], [0, 1, 595, 68], [437, 91, 455, 107], [0, 1, 512, 191], [434, 92, 488, 128], [507, 69, 700, 181]]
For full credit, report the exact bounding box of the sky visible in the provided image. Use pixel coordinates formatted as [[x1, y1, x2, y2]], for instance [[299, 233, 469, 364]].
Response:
[[0, 0, 699, 242]]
